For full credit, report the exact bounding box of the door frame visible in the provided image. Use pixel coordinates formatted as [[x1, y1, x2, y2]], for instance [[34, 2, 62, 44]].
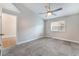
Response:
[[1, 8, 19, 55], [2, 8, 19, 46]]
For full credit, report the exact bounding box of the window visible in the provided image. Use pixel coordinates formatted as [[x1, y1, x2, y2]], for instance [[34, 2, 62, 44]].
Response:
[[51, 21, 65, 32]]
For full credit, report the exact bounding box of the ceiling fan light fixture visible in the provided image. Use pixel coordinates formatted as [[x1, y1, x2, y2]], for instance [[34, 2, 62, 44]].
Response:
[[47, 12, 52, 16]]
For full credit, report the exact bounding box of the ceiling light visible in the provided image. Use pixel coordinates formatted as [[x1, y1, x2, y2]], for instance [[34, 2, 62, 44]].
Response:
[[47, 12, 52, 16]]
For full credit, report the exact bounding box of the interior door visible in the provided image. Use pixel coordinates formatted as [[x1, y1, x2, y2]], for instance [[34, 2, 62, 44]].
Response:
[[2, 13, 17, 48]]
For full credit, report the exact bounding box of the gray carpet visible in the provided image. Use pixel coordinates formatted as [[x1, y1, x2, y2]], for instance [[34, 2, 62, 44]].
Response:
[[0, 44, 1, 56], [4, 37, 79, 56], [0, 50, 1, 56]]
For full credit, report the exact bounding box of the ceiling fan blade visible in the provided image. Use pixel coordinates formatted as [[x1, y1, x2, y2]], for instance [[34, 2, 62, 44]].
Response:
[[39, 12, 48, 14], [49, 12, 56, 16], [53, 8, 62, 12]]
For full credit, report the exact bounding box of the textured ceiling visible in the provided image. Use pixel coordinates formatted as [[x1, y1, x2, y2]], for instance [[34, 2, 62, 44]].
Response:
[[23, 3, 79, 20], [0, 3, 20, 13]]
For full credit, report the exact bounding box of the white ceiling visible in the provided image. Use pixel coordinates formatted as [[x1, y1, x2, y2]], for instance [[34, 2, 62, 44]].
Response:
[[23, 3, 79, 20], [0, 3, 20, 13]]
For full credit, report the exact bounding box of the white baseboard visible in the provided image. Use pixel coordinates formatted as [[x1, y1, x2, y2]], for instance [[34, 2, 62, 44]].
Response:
[[16, 36, 43, 45], [16, 39, 33, 45], [17, 35, 79, 45], [52, 37, 79, 44]]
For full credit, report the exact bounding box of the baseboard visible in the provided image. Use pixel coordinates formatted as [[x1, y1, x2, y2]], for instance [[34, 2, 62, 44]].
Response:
[[52, 37, 79, 44], [17, 35, 79, 45], [16, 36, 43, 45], [16, 39, 33, 45]]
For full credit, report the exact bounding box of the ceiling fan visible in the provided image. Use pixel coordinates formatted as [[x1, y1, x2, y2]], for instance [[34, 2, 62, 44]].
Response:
[[39, 3, 63, 16]]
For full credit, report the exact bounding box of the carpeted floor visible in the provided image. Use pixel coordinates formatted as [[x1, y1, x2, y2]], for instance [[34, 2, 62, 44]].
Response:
[[4, 37, 79, 56], [0, 50, 1, 56], [0, 44, 1, 56]]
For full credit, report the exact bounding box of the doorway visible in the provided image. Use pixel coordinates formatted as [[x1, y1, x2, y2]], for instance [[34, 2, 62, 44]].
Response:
[[2, 13, 17, 48], [1, 11, 17, 55]]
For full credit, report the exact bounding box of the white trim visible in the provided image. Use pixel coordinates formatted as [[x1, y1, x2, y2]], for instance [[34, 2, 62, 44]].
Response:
[[16, 39, 32, 45], [17, 36, 79, 45], [53, 37, 79, 44], [16, 36, 43, 45]]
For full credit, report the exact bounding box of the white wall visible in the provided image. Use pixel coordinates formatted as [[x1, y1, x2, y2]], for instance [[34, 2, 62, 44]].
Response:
[[0, 3, 44, 45], [45, 14, 79, 43], [17, 4, 44, 44]]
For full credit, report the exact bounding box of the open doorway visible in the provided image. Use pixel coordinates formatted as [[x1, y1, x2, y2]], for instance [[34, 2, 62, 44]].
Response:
[[1, 9, 17, 55]]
